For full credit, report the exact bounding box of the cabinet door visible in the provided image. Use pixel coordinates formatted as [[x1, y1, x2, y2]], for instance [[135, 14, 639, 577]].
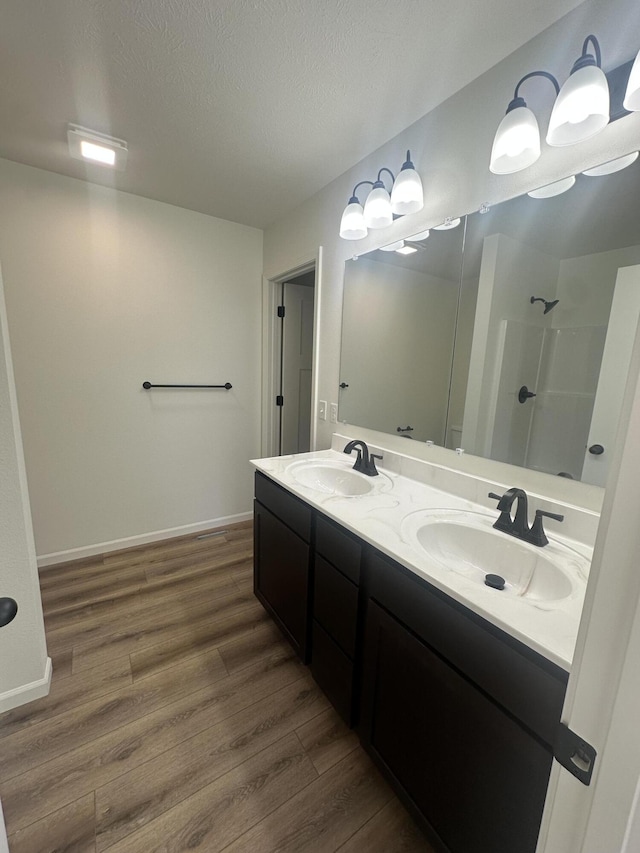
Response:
[[361, 601, 552, 853], [254, 500, 310, 660]]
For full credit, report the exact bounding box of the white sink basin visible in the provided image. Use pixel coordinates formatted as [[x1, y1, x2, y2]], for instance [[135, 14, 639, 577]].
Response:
[[286, 459, 392, 497], [401, 509, 588, 602]]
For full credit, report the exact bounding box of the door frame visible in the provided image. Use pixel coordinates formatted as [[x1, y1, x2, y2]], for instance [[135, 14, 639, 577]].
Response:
[[538, 299, 640, 850], [261, 248, 322, 458]]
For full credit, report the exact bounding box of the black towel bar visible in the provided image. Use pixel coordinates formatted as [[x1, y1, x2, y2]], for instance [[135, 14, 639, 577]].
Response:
[[142, 381, 232, 390]]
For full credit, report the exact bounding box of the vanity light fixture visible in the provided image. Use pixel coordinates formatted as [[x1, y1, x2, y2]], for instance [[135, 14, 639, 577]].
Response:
[[582, 151, 639, 176], [527, 176, 576, 198], [339, 150, 424, 240], [67, 124, 128, 170], [380, 240, 405, 252], [490, 34, 640, 175], [624, 49, 640, 110], [546, 36, 609, 147]]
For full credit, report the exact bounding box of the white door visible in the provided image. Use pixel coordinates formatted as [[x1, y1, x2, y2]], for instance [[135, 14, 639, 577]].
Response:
[[280, 279, 314, 455], [0, 800, 8, 853], [538, 280, 640, 851], [582, 264, 640, 486], [0, 262, 50, 716]]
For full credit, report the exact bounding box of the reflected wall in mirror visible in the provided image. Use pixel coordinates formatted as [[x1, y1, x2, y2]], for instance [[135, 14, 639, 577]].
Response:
[[339, 225, 465, 444], [339, 154, 640, 486]]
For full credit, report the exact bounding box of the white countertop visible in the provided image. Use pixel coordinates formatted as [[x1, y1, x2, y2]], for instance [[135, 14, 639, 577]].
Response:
[[252, 447, 594, 671]]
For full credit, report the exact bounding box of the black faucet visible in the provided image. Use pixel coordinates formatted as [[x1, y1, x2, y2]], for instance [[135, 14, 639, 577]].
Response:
[[489, 488, 530, 538], [343, 440, 383, 476], [488, 488, 564, 547]]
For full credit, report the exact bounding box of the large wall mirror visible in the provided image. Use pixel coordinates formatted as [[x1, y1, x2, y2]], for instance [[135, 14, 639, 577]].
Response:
[[339, 153, 640, 487]]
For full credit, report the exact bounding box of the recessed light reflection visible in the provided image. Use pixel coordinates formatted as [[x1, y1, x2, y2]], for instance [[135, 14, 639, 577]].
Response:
[[582, 152, 639, 176], [527, 176, 576, 199], [433, 218, 461, 230], [396, 245, 418, 255]]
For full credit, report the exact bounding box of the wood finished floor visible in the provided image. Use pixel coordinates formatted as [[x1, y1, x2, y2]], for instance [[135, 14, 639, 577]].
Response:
[[0, 521, 432, 853]]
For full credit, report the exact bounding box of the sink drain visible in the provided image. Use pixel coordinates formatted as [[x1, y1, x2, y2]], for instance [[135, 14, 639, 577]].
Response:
[[485, 573, 506, 590]]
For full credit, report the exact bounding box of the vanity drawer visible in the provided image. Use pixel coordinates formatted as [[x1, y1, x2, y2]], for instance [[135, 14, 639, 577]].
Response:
[[367, 549, 567, 747], [254, 472, 312, 542], [311, 620, 354, 725], [314, 555, 359, 658], [316, 514, 361, 584]]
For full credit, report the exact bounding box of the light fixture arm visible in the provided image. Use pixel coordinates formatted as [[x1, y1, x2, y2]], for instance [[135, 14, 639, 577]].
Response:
[[349, 180, 374, 203], [375, 167, 395, 189], [581, 35, 602, 68], [513, 70, 560, 103]]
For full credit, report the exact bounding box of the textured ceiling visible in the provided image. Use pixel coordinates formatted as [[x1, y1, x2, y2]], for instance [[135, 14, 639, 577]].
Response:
[[0, 0, 586, 228]]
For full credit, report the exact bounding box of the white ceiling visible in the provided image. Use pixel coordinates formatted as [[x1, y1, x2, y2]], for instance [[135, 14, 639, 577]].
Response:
[[0, 0, 586, 229]]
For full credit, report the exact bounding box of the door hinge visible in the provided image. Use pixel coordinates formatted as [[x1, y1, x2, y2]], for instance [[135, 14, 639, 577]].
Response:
[[554, 723, 597, 785], [277, 305, 285, 318], [276, 395, 284, 407]]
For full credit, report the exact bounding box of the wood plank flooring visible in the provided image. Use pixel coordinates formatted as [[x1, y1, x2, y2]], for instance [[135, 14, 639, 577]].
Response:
[[0, 521, 432, 852]]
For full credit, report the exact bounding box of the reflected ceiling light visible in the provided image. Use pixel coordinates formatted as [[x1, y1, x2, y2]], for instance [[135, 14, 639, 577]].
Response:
[[339, 151, 423, 240], [527, 176, 576, 198], [67, 124, 128, 170], [396, 244, 418, 255], [490, 71, 559, 174], [433, 217, 461, 230], [409, 229, 430, 241], [582, 151, 639, 176], [380, 240, 405, 252], [624, 49, 640, 110], [547, 36, 609, 147]]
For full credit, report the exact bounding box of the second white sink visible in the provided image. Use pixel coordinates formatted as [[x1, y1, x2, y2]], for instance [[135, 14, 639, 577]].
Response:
[[401, 509, 588, 602]]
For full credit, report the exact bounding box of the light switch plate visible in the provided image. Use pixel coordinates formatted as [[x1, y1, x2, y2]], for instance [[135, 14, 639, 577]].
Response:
[[330, 403, 338, 423], [318, 400, 327, 421]]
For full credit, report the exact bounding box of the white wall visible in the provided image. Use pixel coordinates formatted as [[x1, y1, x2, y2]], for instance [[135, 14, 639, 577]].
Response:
[[0, 160, 263, 560], [340, 256, 458, 442], [0, 262, 49, 710], [263, 0, 640, 511], [462, 232, 559, 460]]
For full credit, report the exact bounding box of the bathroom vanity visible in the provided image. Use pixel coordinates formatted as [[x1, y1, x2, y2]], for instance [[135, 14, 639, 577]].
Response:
[[252, 438, 595, 853]]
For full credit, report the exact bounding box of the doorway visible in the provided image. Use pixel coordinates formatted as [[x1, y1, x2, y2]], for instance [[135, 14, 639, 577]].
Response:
[[261, 257, 319, 458], [278, 270, 315, 455]]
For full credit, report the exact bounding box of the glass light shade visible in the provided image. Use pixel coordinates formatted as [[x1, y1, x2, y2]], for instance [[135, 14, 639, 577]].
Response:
[[624, 50, 640, 111], [546, 65, 609, 147], [409, 229, 430, 241], [583, 152, 639, 176], [380, 240, 405, 252], [364, 186, 393, 229], [339, 201, 367, 240], [390, 168, 424, 215], [527, 176, 576, 198], [489, 106, 540, 174]]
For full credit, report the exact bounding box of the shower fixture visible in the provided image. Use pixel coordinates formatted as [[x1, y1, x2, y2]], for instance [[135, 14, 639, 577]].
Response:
[[530, 296, 559, 314]]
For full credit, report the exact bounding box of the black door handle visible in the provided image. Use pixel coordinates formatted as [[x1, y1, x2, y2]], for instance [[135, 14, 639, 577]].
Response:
[[518, 385, 537, 404], [0, 598, 18, 628], [588, 444, 605, 455]]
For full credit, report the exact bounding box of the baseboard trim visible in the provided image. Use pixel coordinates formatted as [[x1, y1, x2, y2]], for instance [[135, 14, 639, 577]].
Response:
[[0, 656, 52, 714], [37, 512, 253, 568]]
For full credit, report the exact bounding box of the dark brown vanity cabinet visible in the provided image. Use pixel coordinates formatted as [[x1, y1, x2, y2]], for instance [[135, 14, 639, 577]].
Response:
[[310, 515, 362, 725], [253, 472, 312, 661], [359, 549, 568, 853], [252, 472, 569, 853]]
